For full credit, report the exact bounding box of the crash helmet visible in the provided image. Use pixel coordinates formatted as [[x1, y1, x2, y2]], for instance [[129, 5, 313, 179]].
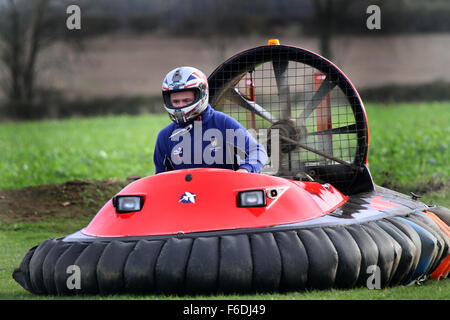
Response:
[[162, 66, 209, 124]]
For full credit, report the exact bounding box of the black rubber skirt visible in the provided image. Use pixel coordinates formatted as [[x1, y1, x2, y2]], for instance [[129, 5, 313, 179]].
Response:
[[13, 211, 449, 296]]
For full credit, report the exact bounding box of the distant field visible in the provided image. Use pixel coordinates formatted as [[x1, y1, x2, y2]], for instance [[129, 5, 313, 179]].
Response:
[[16, 33, 450, 98], [1, 101, 449, 193]]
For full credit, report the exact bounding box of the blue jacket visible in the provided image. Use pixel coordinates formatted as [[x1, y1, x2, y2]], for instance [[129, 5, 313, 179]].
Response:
[[154, 106, 268, 174]]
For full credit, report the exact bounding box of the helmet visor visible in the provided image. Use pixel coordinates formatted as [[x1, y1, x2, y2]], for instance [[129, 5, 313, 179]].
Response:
[[162, 88, 202, 109]]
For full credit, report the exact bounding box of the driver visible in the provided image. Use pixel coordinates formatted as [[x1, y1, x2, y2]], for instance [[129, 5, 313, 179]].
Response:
[[153, 66, 268, 174]]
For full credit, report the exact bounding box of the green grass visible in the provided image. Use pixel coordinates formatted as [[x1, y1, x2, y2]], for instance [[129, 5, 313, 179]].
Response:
[[0, 114, 171, 190], [366, 101, 450, 194]]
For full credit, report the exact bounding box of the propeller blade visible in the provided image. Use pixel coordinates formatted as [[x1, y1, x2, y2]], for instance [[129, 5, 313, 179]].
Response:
[[301, 77, 337, 120], [309, 124, 358, 136], [272, 59, 291, 120], [225, 88, 277, 124]]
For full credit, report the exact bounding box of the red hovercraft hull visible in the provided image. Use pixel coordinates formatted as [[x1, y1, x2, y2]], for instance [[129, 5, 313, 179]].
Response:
[[83, 169, 347, 237], [12, 168, 449, 296]]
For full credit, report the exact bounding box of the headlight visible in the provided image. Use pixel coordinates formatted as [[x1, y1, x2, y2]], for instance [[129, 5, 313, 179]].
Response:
[[113, 195, 144, 213], [237, 190, 266, 208]]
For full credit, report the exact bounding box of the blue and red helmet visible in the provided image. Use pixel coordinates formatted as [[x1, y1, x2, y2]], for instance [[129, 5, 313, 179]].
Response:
[[162, 66, 209, 124]]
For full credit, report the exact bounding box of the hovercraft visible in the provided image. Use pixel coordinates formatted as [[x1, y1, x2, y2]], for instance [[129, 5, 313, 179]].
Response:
[[13, 41, 449, 295]]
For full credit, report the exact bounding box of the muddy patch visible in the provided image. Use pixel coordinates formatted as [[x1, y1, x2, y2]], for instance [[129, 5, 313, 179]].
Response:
[[0, 178, 131, 222]]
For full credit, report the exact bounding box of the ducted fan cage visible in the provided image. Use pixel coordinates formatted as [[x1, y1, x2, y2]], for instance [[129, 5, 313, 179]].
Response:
[[208, 44, 370, 193]]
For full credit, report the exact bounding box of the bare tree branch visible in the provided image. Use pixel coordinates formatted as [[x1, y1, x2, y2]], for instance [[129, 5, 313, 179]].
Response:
[[0, 0, 84, 118], [3, 0, 23, 105], [23, 0, 49, 104]]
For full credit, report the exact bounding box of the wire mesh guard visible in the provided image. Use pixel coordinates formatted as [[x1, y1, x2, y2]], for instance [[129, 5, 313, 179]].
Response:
[[208, 44, 369, 188]]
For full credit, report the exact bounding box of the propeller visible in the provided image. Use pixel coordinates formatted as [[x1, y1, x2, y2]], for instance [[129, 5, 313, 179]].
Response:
[[207, 43, 369, 183], [221, 59, 361, 173]]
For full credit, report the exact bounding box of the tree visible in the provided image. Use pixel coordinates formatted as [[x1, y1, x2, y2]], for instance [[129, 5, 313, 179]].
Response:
[[310, 0, 358, 60], [0, 0, 52, 118], [0, 0, 100, 119]]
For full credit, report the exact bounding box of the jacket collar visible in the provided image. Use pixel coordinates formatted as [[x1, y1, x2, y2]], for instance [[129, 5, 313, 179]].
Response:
[[198, 105, 213, 123]]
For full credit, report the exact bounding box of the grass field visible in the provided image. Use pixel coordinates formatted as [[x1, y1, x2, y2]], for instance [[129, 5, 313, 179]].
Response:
[[0, 101, 449, 299], [366, 102, 449, 193], [0, 114, 171, 189]]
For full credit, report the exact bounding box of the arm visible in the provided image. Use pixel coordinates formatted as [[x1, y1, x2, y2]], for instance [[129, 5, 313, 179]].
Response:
[[225, 118, 268, 173], [239, 131, 268, 173], [153, 130, 168, 174]]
